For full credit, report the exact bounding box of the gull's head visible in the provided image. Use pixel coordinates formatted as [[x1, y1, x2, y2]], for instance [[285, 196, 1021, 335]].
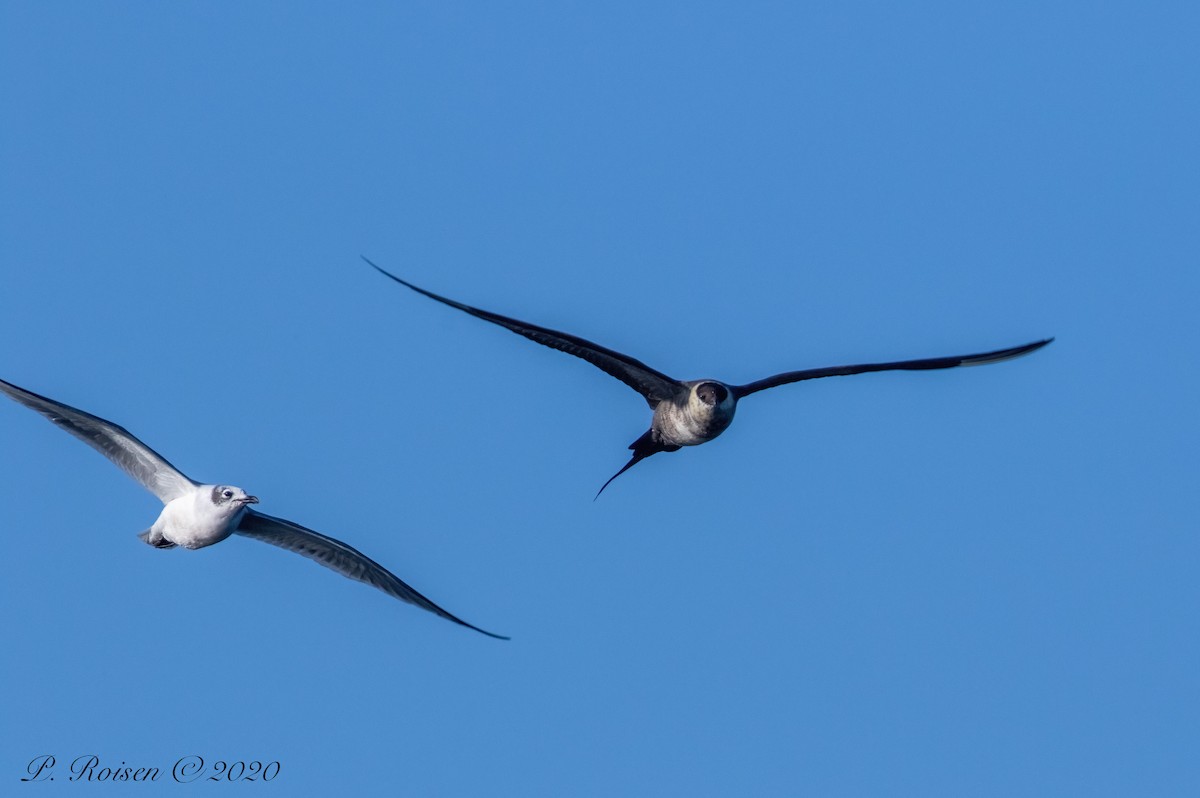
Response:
[[211, 485, 260, 508], [694, 381, 730, 408]]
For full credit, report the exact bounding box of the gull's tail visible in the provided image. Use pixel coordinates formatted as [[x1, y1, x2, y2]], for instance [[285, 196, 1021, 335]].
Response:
[[138, 528, 177, 549]]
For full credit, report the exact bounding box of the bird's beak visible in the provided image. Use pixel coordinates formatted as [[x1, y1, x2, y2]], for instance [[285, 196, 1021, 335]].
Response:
[[242, 495, 260, 505]]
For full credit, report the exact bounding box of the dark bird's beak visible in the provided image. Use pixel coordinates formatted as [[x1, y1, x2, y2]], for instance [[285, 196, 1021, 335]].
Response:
[[242, 495, 260, 505]]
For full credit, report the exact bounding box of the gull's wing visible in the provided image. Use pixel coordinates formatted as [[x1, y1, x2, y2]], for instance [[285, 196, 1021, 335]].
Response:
[[0, 376, 198, 503], [235, 509, 508, 640], [364, 257, 681, 407], [731, 338, 1054, 399]]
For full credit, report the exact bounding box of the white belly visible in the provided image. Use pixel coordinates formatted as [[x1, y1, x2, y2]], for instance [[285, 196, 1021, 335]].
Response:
[[655, 399, 736, 447], [151, 495, 240, 550]]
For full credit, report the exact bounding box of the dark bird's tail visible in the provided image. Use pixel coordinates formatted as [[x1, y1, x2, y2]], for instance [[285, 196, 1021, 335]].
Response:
[[594, 430, 678, 499]]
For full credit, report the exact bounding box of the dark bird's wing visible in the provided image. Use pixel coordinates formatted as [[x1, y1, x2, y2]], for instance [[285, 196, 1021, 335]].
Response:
[[364, 257, 681, 407], [731, 338, 1053, 399], [0, 376, 198, 503], [235, 509, 508, 640]]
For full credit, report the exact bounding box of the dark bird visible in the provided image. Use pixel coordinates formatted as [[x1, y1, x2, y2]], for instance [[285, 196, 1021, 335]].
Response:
[[365, 257, 1052, 497], [0, 375, 506, 639]]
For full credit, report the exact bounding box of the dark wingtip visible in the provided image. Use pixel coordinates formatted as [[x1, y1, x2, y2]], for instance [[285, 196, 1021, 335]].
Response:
[[361, 255, 393, 279], [445, 603, 509, 640], [445, 612, 509, 640], [468, 624, 511, 641], [962, 337, 1056, 367], [361, 255, 414, 289], [362, 256, 451, 305], [1014, 336, 1055, 358], [1003, 336, 1055, 359]]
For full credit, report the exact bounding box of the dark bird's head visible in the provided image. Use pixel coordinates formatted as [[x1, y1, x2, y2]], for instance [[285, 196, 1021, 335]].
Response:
[[694, 381, 730, 407], [211, 485, 259, 507]]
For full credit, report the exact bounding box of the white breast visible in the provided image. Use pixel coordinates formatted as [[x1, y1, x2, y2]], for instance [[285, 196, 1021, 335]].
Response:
[[150, 488, 244, 550], [654, 390, 737, 447]]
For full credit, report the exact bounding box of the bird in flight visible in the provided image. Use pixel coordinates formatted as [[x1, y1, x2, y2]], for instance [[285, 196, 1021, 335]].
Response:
[[365, 257, 1052, 497], [0, 375, 506, 639]]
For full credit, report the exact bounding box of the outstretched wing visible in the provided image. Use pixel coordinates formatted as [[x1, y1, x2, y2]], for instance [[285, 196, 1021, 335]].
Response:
[[0, 376, 197, 503], [732, 339, 1053, 399], [364, 257, 681, 407], [235, 509, 508, 640]]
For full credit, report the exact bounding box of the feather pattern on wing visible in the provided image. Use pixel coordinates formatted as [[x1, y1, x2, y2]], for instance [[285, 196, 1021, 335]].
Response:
[[732, 339, 1054, 398], [0, 377, 197, 503], [364, 257, 681, 406], [236, 509, 508, 639]]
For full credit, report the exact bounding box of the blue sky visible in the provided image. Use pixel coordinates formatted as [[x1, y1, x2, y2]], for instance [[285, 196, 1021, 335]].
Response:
[[1, 2, 1196, 795]]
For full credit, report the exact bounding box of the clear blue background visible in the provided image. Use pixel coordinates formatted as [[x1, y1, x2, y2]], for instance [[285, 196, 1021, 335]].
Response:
[[1, 2, 1196, 795]]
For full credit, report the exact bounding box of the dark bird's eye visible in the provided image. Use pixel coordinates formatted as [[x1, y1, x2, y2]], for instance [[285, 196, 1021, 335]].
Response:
[[696, 383, 729, 405], [222, 489, 233, 499]]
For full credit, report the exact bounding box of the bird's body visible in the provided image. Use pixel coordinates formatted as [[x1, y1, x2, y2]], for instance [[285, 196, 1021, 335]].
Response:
[[0, 375, 505, 639], [139, 485, 257, 550], [655, 381, 738, 448], [365, 257, 1052, 496]]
